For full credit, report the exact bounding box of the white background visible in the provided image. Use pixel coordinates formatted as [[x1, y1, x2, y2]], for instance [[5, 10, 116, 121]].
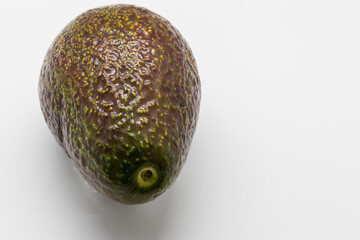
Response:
[[1, 0, 360, 239]]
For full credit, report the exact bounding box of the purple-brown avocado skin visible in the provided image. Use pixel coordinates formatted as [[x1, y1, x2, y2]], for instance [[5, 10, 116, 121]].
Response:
[[39, 4, 201, 204]]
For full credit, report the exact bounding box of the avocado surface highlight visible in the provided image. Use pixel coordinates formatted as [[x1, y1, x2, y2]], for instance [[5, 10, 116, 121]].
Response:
[[39, 4, 201, 204]]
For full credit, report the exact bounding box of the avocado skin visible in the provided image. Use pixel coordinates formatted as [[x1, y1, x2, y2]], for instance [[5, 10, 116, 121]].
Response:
[[39, 5, 201, 204]]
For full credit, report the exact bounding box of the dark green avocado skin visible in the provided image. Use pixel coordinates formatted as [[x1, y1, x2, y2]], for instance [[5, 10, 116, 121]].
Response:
[[38, 4, 201, 204]]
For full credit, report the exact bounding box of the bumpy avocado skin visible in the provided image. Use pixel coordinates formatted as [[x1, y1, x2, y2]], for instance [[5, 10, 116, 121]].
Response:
[[39, 5, 201, 204]]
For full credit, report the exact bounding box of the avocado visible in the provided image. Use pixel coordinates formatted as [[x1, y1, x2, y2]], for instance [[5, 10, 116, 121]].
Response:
[[38, 4, 201, 204]]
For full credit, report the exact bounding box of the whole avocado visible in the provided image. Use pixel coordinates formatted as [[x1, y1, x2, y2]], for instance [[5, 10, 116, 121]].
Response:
[[39, 4, 201, 204]]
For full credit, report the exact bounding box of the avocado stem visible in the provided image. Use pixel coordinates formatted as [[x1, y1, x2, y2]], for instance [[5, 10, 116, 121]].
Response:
[[137, 166, 158, 188]]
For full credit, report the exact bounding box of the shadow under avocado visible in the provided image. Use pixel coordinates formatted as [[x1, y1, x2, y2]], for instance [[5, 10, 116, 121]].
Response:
[[43, 134, 174, 240]]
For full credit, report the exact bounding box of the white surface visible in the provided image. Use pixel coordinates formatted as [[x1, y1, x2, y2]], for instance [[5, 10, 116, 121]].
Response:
[[1, 0, 360, 239]]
